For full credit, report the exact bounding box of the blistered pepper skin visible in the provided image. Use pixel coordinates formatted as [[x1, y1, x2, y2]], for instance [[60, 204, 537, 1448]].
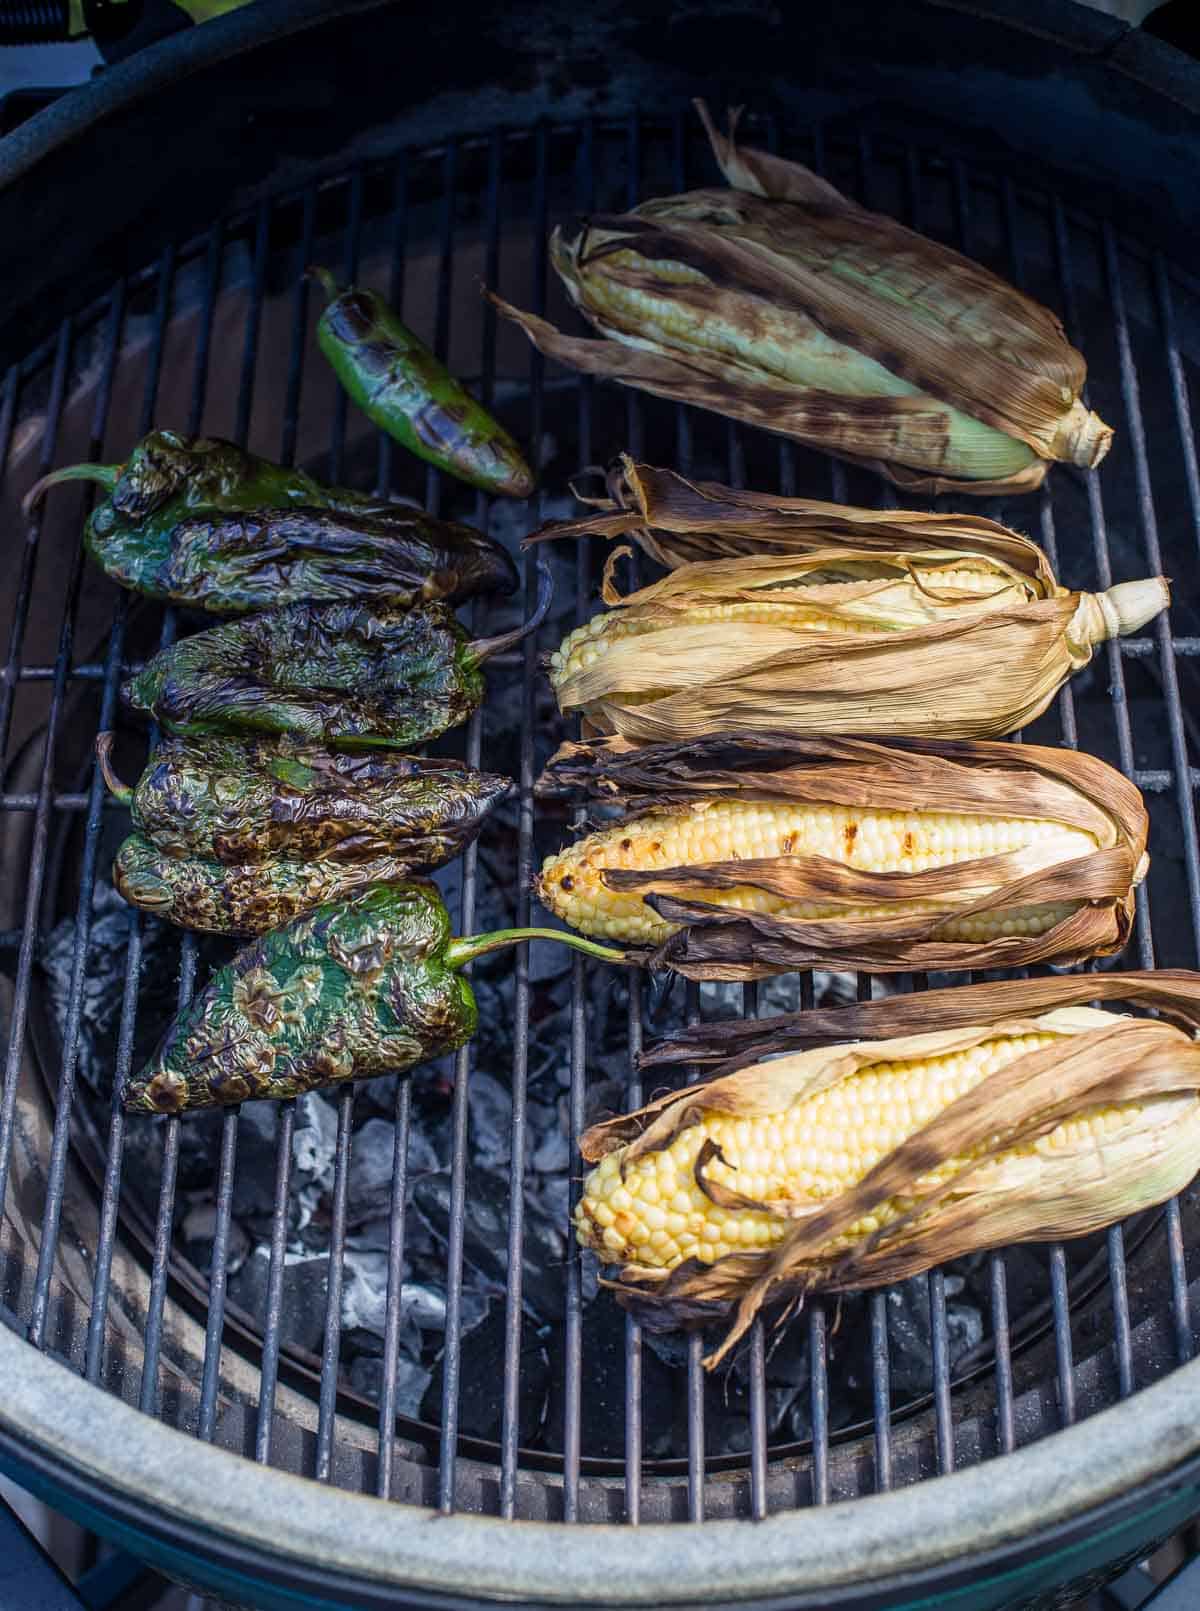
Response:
[[122, 599, 484, 750], [52, 430, 517, 611], [107, 733, 510, 866], [114, 832, 473, 936], [124, 883, 474, 1113], [313, 272, 536, 500]]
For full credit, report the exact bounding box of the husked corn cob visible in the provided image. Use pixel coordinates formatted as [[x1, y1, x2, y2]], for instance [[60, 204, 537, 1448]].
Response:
[[576, 972, 1200, 1367], [533, 734, 1148, 978], [538, 799, 1088, 946], [579, 1027, 1096, 1268]]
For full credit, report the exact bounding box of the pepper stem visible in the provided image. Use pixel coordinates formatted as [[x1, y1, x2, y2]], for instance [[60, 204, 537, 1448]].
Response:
[[307, 265, 342, 304], [23, 461, 121, 516], [468, 556, 554, 663], [95, 733, 134, 806], [445, 926, 629, 971]]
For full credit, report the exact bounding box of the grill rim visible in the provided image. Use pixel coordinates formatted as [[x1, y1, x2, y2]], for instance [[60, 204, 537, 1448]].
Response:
[[2, 1324, 1200, 1607]]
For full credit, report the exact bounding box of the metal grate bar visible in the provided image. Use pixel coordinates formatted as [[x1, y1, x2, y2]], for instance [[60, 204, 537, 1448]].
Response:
[[315, 1083, 355, 1480], [929, 1270, 955, 1473], [26, 281, 127, 1351], [424, 145, 459, 519], [233, 201, 272, 449], [253, 1100, 296, 1465], [328, 167, 364, 487], [376, 1077, 413, 1498], [188, 226, 224, 436], [1049, 1244, 1076, 1427], [253, 195, 317, 1465], [84, 911, 141, 1384], [624, 979, 643, 1526], [0, 318, 75, 1249], [83, 243, 177, 1389], [374, 152, 408, 496], [436, 709, 483, 1511], [197, 1111, 240, 1438], [990, 1255, 1016, 1455]]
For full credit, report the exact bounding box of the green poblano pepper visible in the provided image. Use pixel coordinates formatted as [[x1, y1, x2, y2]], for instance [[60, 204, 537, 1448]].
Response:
[[112, 831, 460, 937], [123, 881, 625, 1113], [97, 732, 510, 865], [121, 561, 551, 749], [24, 428, 518, 613], [311, 269, 536, 500]]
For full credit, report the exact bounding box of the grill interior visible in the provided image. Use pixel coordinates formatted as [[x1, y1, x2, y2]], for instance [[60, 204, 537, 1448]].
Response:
[[3, 107, 1200, 1527]]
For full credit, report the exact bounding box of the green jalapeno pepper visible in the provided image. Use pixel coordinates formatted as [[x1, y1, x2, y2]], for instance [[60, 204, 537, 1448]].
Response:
[[121, 560, 551, 749], [311, 269, 535, 500], [124, 881, 625, 1113], [24, 428, 517, 613], [97, 732, 510, 865]]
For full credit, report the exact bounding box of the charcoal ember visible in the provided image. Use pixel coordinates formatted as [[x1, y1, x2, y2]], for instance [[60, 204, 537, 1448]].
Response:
[[547, 1297, 677, 1459], [531, 1172, 570, 1226], [292, 1093, 338, 1191], [469, 977, 515, 1074], [412, 1167, 565, 1321], [422, 1304, 551, 1446], [842, 1276, 985, 1405], [582, 1079, 627, 1132], [341, 1251, 392, 1337], [350, 1352, 431, 1416], [178, 1200, 250, 1279], [531, 1129, 569, 1174], [346, 1116, 441, 1228], [232, 1100, 287, 1220], [228, 1246, 330, 1356], [467, 1072, 513, 1170], [40, 884, 144, 1099]]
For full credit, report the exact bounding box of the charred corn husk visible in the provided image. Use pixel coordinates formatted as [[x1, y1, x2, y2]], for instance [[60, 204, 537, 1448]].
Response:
[[544, 519, 1167, 743], [577, 971, 1200, 1365], [533, 733, 1147, 977], [491, 104, 1112, 495]]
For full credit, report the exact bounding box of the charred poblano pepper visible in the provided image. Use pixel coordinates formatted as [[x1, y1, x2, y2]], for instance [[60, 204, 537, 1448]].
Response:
[[121, 561, 552, 749], [24, 428, 517, 612], [97, 732, 510, 865], [124, 881, 625, 1113], [112, 832, 456, 937], [311, 268, 535, 500]]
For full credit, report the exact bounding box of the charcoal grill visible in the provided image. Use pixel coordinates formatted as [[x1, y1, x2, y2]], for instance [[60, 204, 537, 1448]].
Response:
[[4, 2, 1200, 1607]]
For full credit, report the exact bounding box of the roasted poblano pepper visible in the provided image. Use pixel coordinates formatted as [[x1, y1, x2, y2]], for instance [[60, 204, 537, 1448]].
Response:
[[97, 732, 510, 865], [123, 882, 624, 1113], [24, 428, 517, 612], [112, 832, 454, 937], [121, 561, 551, 749], [311, 269, 535, 500]]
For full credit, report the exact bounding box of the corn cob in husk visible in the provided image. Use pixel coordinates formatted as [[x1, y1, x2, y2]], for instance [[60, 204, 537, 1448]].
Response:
[[543, 513, 1167, 743], [490, 103, 1112, 495], [530, 455, 1066, 576], [533, 733, 1147, 978], [575, 971, 1200, 1366]]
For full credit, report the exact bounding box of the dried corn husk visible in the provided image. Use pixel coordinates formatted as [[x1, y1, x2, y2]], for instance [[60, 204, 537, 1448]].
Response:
[[545, 529, 1167, 743], [580, 970, 1200, 1365], [530, 455, 1064, 577], [535, 732, 1147, 978], [489, 103, 1112, 494]]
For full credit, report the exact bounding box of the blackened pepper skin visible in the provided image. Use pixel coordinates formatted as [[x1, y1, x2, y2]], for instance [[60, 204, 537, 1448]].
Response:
[[24, 428, 517, 612], [121, 562, 551, 750], [312, 269, 535, 500], [98, 732, 510, 865], [113, 832, 472, 937], [123, 882, 626, 1113]]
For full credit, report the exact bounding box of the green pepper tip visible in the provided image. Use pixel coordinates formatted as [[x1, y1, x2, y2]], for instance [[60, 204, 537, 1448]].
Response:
[[95, 732, 135, 806], [467, 555, 554, 665], [307, 265, 342, 304], [22, 460, 122, 517]]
